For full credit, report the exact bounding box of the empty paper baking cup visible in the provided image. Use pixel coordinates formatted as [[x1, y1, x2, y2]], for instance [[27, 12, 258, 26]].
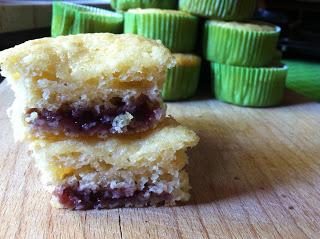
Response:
[[179, 0, 256, 21], [212, 63, 288, 107], [162, 54, 201, 101], [204, 20, 281, 67], [124, 9, 198, 53]]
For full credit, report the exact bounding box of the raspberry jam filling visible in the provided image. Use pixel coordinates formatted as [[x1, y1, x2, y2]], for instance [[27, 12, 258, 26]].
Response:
[[53, 185, 172, 210], [26, 94, 163, 137]]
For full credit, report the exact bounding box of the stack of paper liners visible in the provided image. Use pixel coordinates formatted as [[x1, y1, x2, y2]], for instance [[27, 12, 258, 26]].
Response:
[[0, 33, 199, 210]]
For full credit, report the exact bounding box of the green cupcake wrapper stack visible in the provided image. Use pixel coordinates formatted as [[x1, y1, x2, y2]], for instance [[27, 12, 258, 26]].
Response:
[[179, 0, 256, 21], [51, 2, 123, 37], [212, 63, 288, 107], [204, 20, 281, 67], [162, 54, 201, 101], [111, 0, 177, 12], [124, 10, 198, 53]]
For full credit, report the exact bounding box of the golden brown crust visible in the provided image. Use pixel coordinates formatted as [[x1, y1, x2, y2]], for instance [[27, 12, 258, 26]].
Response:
[[0, 33, 175, 86], [173, 54, 201, 66], [127, 8, 192, 16], [207, 20, 277, 32]]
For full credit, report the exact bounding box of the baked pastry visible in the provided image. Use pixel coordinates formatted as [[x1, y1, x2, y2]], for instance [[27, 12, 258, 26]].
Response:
[[179, 0, 256, 21], [0, 33, 175, 140], [163, 54, 201, 101], [30, 118, 199, 209], [124, 9, 198, 53], [204, 20, 281, 67], [212, 62, 288, 107]]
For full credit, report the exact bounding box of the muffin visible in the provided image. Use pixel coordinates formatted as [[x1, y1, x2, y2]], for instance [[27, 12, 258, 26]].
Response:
[[212, 63, 288, 107], [204, 20, 281, 67], [163, 54, 201, 101], [124, 9, 198, 53], [179, 0, 256, 21]]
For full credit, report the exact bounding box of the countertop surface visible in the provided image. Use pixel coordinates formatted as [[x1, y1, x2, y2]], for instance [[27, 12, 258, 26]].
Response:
[[0, 82, 320, 238]]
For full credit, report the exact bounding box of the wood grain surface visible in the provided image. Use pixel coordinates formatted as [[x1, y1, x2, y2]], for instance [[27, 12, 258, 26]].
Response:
[[0, 82, 319, 239]]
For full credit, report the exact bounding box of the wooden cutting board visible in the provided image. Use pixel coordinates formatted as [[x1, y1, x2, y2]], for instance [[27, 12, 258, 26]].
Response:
[[1, 82, 320, 239]]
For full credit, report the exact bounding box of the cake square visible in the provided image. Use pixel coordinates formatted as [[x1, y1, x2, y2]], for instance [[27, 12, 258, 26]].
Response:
[[30, 118, 198, 209], [0, 33, 175, 140]]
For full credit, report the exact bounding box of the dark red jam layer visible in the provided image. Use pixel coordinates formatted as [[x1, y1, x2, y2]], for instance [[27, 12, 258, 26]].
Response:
[[26, 94, 163, 137], [53, 185, 172, 210]]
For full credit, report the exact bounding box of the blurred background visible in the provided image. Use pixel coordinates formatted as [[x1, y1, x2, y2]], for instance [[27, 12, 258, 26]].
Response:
[[1, 0, 320, 59], [0, 0, 319, 100]]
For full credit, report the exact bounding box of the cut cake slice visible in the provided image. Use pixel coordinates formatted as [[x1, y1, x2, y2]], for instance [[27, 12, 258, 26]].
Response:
[[0, 33, 175, 140], [30, 118, 199, 210]]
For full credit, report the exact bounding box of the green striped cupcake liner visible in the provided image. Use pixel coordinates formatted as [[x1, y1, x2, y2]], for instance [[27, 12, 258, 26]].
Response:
[[212, 63, 288, 107], [73, 10, 123, 34], [124, 9, 198, 53], [204, 20, 281, 67], [162, 54, 201, 101], [51, 2, 123, 37], [179, 0, 256, 21], [111, 0, 177, 12]]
